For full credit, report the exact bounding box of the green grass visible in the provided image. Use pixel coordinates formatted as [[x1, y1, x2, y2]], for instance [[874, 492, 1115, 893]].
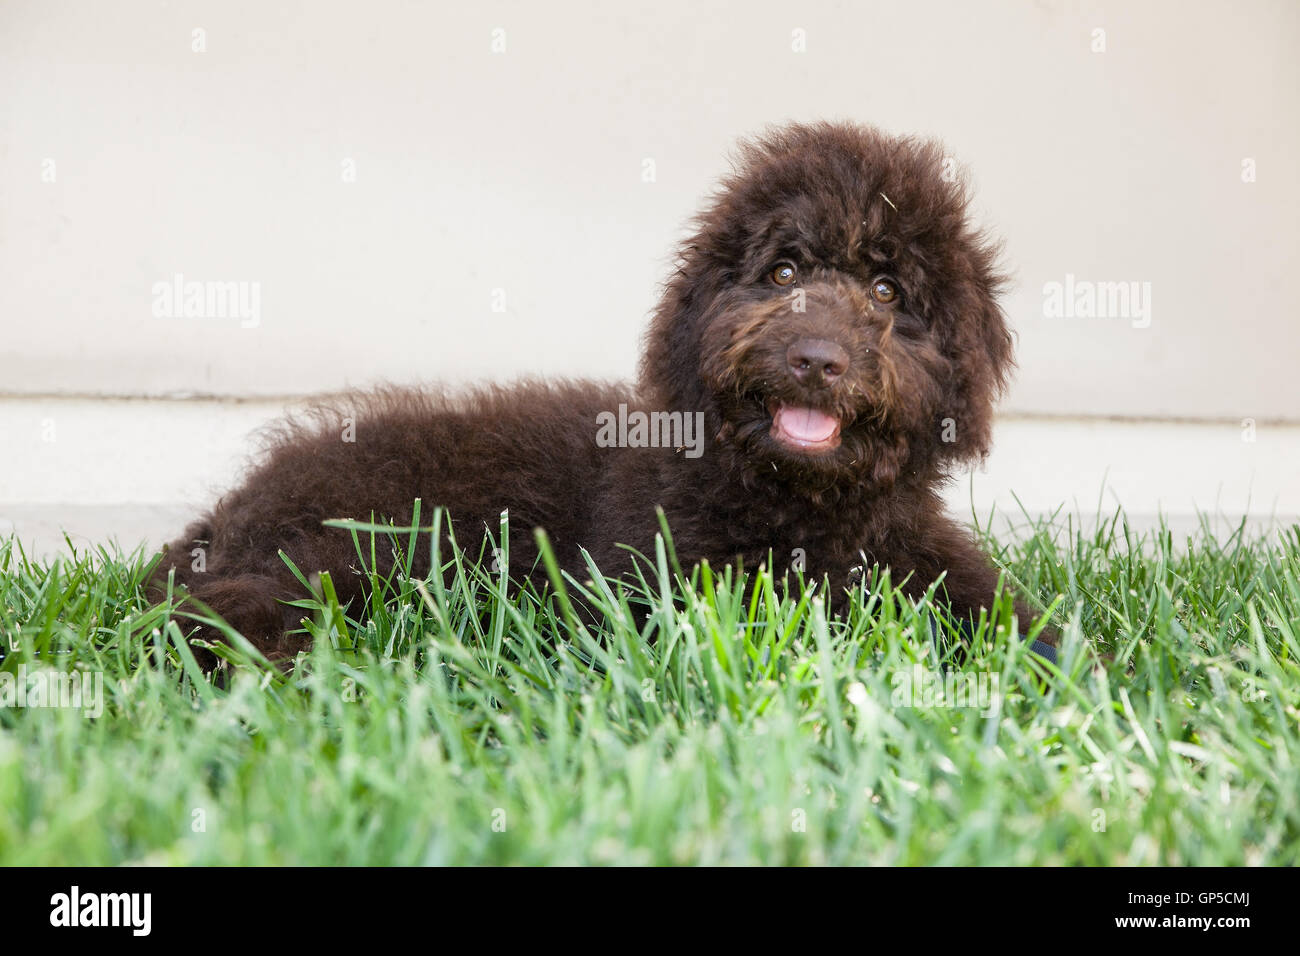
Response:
[[0, 506, 1297, 865]]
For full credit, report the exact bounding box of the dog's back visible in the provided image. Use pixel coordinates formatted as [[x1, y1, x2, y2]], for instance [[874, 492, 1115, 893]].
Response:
[[152, 379, 631, 663]]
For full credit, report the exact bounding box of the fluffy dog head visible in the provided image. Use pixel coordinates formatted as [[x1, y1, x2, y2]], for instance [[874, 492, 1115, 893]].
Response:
[[641, 121, 1013, 494]]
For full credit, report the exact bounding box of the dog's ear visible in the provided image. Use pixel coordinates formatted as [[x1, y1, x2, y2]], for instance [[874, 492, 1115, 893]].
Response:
[[935, 244, 1015, 465], [639, 247, 725, 411]]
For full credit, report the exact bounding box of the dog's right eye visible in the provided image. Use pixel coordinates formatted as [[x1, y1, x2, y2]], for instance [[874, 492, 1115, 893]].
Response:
[[770, 263, 798, 287], [870, 278, 899, 304]]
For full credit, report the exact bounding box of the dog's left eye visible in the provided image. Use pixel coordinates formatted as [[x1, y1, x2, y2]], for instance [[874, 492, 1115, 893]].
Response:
[[770, 263, 798, 287], [870, 279, 899, 304]]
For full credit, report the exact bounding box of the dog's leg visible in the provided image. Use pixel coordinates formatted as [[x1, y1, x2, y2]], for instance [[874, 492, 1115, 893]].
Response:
[[149, 548, 307, 668], [941, 558, 1059, 654], [148, 518, 345, 669], [895, 518, 1059, 653], [180, 574, 305, 667]]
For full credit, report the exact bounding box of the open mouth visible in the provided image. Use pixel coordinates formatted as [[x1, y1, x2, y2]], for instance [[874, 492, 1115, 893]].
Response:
[[768, 402, 842, 453]]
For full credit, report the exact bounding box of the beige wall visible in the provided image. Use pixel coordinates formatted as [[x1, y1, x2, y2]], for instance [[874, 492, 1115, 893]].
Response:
[[4, 0, 1297, 416], [1, 0, 1297, 553]]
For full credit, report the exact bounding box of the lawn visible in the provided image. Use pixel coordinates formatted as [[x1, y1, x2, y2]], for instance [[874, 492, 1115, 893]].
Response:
[[0, 507, 1297, 865]]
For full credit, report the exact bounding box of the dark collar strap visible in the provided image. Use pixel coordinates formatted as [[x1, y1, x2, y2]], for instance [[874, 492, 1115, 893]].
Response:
[[925, 615, 1057, 665], [1028, 639, 1058, 664]]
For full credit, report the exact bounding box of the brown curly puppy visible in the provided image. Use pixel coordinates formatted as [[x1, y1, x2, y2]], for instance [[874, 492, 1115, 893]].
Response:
[[152, 121, 1055, 666]]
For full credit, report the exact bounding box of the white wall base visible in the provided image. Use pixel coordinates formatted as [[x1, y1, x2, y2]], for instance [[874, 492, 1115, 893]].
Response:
[[2, 398, 1296, 559]]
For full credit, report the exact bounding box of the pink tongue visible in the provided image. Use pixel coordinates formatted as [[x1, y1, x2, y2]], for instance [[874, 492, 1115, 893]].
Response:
[[773, 405, 839, 442]]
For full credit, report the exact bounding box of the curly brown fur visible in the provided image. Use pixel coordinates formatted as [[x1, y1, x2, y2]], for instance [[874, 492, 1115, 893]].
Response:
[[151, 121, 1054, 668]]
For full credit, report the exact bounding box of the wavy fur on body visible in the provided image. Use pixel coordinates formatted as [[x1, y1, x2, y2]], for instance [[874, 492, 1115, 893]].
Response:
[[152, 121, 1052, 666]]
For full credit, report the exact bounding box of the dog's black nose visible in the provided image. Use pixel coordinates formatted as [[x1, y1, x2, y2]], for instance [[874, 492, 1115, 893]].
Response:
[[787, 338, 849, 387]]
